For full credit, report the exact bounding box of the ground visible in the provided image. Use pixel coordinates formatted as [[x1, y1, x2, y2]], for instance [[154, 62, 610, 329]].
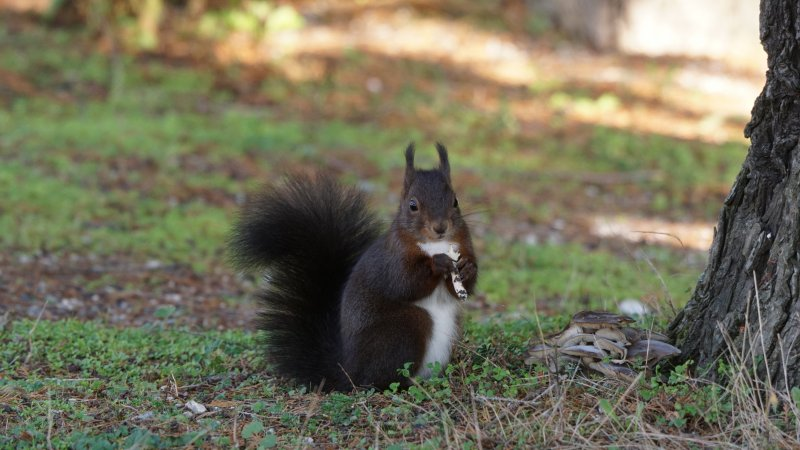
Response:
[[2, 2, 797, 448]]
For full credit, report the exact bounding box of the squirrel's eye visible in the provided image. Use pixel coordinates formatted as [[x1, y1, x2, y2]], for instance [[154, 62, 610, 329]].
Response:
[[409, 199, 418, 212], [453, 197, 459, 208]]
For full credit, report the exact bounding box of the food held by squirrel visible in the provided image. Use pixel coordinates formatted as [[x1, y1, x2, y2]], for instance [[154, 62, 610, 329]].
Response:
[[229, 143, 478, 391]]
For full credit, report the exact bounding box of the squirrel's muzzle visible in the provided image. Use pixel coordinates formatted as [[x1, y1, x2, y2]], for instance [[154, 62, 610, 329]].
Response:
[[432, 221, 449, 237]]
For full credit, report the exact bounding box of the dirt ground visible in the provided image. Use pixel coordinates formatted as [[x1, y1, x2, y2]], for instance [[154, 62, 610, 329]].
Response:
[[0, 252, 258, 329]]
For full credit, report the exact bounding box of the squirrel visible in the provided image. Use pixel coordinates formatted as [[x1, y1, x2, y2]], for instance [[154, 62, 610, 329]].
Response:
[[229, 143, 478, 391]]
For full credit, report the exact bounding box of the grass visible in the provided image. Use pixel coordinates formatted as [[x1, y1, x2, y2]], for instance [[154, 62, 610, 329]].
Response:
[[1, 320, 259, 448], [0, 25, 713, 284], [0, 9, 787, 449], [3, 318, 799, 448], [479, 241, 696, 312]]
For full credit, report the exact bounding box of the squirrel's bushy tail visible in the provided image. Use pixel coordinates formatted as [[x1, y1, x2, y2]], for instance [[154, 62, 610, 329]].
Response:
[[229, 174, 380, 390]]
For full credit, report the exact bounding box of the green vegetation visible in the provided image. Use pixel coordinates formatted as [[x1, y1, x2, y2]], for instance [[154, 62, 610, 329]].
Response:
[[480, 241, 695, 311], [0, 19, 715, 293], [3, 319, 797, 448]]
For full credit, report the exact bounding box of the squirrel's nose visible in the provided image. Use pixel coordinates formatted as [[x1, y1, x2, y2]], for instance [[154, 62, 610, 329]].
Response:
[[433, 222, 448, 236]]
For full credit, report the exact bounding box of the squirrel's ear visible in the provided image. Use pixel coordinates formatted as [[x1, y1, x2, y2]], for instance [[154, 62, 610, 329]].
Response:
[[436, 142, 451, 182], [404, 142, 415, 193]]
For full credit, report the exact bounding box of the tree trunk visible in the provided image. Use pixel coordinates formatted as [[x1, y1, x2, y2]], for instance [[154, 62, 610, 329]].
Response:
[[668, 0, 800, 391]]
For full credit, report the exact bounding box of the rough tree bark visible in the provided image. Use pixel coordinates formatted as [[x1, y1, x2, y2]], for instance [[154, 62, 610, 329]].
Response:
[[668, 0, 800, 390]]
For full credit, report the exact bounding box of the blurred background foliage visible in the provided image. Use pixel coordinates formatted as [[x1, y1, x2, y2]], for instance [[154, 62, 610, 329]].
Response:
[[45, 0, 305, 48], [0, 0, 763, 322]]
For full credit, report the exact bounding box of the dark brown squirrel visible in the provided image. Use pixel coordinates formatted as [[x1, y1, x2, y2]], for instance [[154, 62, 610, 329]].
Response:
[[229, 143, 478, 391]]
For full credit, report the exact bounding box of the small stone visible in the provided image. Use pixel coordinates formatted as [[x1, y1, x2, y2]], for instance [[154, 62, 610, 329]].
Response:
[[366, 77, 383, 93], [618, 299, 651, 316], [185, 400, 207, 414], [133, 411, 155, 421], [58, 298, 82, 311]]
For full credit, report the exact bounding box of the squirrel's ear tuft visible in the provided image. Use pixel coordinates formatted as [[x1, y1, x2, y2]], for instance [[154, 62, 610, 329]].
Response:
[[404, 142, 416, 193], [405, 142, 415, 168], [436, 142, 451, 182]]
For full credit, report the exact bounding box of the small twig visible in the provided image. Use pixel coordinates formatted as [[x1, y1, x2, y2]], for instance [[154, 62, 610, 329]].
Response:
[[631, 230, 686, 248], [446, 245, 468, 301], [338, 363, 357, 391], [172, 382, 204, 391], [474, 395, 539, 406], [24, 297, 50, 364], [373, 412, 380, 449], [469, 387, 483, 450], [752, 271, 774, 399], [638, 249, 677, 316], [44, 377, 100, 382], [195, 409, 224, 419], [232, 411, 239, 448], [170, 373, 179, 398], [46, 389, 54, 450]]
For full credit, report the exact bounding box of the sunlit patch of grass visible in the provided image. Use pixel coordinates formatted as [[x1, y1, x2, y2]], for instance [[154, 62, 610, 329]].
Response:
[[478, 239, 698, 313], [0, 86, 409, 268], [585, 127, 745, 187]]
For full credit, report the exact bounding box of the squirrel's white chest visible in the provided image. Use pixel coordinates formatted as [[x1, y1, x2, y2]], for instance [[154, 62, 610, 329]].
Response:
[[414, 282, 459, 378], [414, 240, 460, 378]]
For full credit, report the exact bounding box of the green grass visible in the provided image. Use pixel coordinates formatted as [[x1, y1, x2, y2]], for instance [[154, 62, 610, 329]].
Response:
[[479, 241, 696, 311], [0, 99, 410, 268], [0, 17, 746, 265], [1, 320, 259, 448], [3, 319, 797, 448]]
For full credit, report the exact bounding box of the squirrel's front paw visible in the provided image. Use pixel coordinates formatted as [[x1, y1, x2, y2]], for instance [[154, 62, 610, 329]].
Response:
[[457, 258, 477, 284], [431, 253, 453, 276]]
